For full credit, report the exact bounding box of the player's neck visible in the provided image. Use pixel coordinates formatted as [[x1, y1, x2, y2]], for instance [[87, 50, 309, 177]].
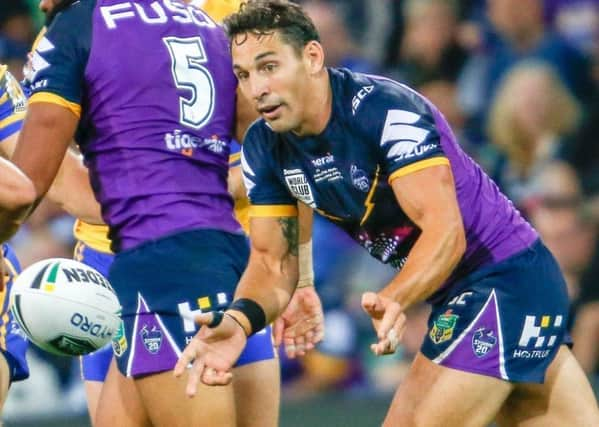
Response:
[[292, 69, 332, 137]]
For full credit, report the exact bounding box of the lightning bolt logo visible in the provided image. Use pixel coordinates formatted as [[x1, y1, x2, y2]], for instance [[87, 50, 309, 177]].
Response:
[[360, 166, 379, 225]]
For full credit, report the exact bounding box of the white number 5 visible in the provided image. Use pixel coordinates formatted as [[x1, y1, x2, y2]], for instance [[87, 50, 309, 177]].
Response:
[[164, 36, 215, 130]]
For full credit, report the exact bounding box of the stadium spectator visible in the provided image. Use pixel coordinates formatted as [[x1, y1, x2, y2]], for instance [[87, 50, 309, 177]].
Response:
[[486, 60, 581, 205]]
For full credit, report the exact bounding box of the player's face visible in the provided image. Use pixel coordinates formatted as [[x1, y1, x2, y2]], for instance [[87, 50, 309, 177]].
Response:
[[232, 32, 313, 134]]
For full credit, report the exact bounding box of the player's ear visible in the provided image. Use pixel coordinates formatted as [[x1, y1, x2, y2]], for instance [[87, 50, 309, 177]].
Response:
[[303, 40, 325, 74]]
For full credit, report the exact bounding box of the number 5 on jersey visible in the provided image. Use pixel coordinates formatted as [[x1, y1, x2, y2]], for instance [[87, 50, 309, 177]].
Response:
[[163, 36, 215, 130]]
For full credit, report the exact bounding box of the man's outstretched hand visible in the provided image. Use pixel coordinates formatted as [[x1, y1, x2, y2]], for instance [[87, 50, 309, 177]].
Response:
[[274, 286, 324, 358]]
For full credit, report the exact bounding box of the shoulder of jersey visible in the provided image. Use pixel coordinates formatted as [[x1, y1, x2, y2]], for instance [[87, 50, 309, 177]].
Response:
[[336, 68, 431, 121], [47, 0, 94, 28]]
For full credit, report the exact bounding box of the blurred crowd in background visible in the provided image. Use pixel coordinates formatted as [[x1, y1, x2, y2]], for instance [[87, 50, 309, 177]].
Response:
[[1, 0, 599, 423]]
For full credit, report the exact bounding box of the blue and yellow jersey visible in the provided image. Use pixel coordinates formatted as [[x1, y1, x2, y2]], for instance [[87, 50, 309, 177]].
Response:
[[0, 66, 27, 143], [229, 139, 250, 232], [1, 244, 21, 348]]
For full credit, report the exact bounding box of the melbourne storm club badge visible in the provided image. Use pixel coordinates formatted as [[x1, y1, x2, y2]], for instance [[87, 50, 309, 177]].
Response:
[[429, 310, 459, 344], [140, 324, 162, 354], [471, 327, 497, 357], [350, 165, 370, 192]]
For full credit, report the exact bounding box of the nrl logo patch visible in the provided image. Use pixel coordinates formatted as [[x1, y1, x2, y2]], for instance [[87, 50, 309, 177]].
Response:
[[471, 327, 497, 358], [429, 310, 459, 344], [111, 320, 128, 357], [140, 324, 162, 354]]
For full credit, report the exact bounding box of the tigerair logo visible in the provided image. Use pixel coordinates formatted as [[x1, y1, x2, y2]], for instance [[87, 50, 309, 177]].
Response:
[[164, 130, 226, 156]]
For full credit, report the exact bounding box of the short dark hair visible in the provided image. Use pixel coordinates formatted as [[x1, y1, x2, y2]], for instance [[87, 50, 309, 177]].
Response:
[[224, 0, 320, 55]]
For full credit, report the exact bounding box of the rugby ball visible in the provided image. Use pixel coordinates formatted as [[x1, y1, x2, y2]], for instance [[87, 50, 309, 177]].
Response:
[[10, 258, 121, 356]]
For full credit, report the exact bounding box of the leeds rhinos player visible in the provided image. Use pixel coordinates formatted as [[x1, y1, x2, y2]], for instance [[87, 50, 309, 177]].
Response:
[[177, 2, 599, 426], [0, 1, 321, 426]]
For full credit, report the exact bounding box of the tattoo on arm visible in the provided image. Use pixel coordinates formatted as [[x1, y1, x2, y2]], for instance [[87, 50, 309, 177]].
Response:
[[278, 217, 299, 257]]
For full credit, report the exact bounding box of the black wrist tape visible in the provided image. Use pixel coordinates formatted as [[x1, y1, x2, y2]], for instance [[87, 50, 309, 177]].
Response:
[[228, 298, 266, 336]]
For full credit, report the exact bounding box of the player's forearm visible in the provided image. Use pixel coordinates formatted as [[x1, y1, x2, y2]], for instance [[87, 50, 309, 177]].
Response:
[[297, 202, 314, 287], [47, 150, 103, 224], [0, 160, 36, 242], [380, 222, 466, 310], [230, 248, 299, 333]]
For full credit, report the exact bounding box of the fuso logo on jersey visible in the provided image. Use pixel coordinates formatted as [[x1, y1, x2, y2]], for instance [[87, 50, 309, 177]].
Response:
[[284, 169, 315, 207], [380, 110, 437, 161]]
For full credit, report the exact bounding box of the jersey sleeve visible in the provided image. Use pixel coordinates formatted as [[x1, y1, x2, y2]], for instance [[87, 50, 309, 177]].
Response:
[[27, 3, 91, 118], [228, 139, 242, 167], [356, 82, 450, 184], [241, 124, 297, 217], [0, 66, 27, 142]]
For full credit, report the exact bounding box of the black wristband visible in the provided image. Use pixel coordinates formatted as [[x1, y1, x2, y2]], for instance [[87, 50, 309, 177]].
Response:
[[228, 298, 267, 337]]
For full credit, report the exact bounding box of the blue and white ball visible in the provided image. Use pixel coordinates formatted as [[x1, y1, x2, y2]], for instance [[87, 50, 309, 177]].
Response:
[[10, 258, 121, 356]]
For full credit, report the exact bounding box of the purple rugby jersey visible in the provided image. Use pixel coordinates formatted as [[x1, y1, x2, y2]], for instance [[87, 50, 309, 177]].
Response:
[[28, 0, 241, 251], [241, 68, 538, 294]]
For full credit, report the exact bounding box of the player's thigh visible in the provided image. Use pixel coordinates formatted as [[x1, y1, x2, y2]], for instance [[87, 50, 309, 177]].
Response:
[[96, 359, 151, 427], [81, 344, 113, 424], [233, 358, 280, 427], [384, 352, 513, 427], [135, 369, 236, 427], [84, 381, 103, 426], [496, 345, 599, 427]]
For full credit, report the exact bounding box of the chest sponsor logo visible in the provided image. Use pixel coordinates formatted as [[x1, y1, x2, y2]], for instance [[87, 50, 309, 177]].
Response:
[[350, 165, 370, 192], [311, 153, 334, 168], [514, 314, 563, 359], [429, 310, 459, 344], [140, 324, 162, 354], [164, 130, 226, 156], [284, 169, 315, 207], [472, 327, 497, 357]]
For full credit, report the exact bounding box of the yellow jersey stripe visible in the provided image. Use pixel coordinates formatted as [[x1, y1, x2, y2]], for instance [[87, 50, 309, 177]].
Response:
[[249, 205, 298, 217], [0, 111, 25, 130], [0, 92, 8, 105], [73, 220, 112, 254], [29, 92, 81, 118], [229, 152, 241, 164], [388, 157, 450, 183]]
